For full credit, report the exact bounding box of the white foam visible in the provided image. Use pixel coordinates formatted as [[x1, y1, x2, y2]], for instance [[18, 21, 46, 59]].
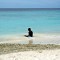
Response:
[[0, 33, 60, 44]]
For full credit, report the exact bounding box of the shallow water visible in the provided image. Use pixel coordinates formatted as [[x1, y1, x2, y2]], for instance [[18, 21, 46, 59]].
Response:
[[0, 34, 60, 44]]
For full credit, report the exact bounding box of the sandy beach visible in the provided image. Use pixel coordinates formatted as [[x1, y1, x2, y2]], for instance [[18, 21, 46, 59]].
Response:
[[0, 33, 60, 60], [0, 50, 60, 60], [0, 44, 60, 60]]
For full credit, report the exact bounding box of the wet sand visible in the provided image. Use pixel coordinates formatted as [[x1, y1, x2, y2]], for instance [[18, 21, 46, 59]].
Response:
[[0, 44, 60, 54]]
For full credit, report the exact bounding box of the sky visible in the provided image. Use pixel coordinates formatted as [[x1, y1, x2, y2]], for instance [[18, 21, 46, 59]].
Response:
[[0, 0, 60, 8]]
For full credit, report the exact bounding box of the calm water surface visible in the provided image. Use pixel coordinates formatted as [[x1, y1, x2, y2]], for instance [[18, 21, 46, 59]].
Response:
[[0, 8, 60, 35]]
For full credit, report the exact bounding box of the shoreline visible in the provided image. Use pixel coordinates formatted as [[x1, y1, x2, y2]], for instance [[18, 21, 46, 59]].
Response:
[[0, 33, 60, 44]]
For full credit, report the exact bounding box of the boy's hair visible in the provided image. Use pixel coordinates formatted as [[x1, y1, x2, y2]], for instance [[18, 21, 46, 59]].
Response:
[[28, 28, 31, 31]]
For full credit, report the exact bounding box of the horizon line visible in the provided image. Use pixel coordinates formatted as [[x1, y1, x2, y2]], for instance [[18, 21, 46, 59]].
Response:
[[0, 8, 60, 9]]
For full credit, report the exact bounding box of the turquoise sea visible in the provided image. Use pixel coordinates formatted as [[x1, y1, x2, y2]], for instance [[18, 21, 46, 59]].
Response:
[[0, 8, 60, 35]]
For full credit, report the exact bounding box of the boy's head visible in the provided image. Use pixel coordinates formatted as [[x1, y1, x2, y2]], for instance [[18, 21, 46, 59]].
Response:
[[28, 28, 31, 31]]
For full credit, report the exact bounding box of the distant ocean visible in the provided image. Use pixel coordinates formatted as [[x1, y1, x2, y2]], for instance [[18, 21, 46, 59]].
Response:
[[0, 8, 60, 35]]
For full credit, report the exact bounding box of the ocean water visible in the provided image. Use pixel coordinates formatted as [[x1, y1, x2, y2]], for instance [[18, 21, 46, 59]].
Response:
[[0, 8, 60, 35]]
